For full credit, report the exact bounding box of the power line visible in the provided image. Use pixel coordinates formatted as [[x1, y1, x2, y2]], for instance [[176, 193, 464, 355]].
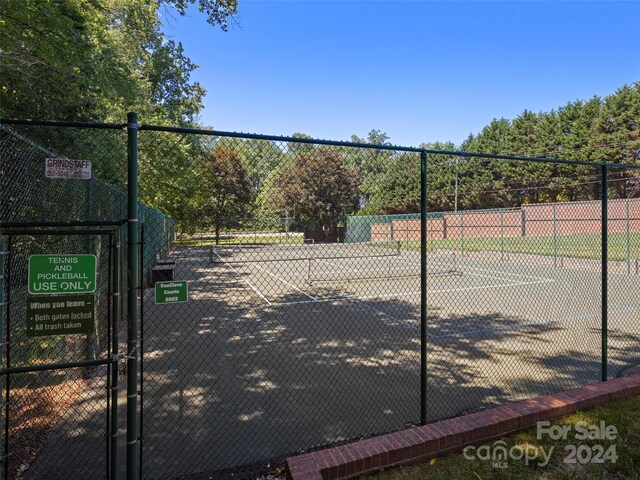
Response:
[[454, 139, 638, 159], [438, 176, 638, 198]]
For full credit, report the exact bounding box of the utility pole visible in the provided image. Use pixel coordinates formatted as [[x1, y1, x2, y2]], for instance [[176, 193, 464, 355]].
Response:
[[454, 157, 459, 213]]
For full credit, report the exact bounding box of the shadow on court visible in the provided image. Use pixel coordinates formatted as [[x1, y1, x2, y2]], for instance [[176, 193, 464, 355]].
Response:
[[24, 245, 640, 480], [137, 269, 640, 479]]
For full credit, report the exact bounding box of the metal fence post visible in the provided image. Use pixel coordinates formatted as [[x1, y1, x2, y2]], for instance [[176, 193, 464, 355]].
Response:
[[626, 199, 631, 275], [601, 164, 608, 382], [500, 210, 505, 261], [110, 231, 120, 480], [1, 236, 11, 480], [460, 211, 465, 257], [553, 204, 557, 268], [420, 150, 427, 425], [127, 112, 140, 479], [0, 236, 5, 475]]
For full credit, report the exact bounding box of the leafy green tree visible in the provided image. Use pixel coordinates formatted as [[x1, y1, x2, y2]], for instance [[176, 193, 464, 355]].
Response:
[[0, 0, 240, 236], [360, 152, 418, 214], [0, 0, 236, 124], [275, 148, 360, 228], [216, 137, 287, 196], [345, 129, 393, 207], [287, 132, 316, 156], [163, 0, 238, 30], [193, 146, 253, 243], [591, 83, 640, 198]]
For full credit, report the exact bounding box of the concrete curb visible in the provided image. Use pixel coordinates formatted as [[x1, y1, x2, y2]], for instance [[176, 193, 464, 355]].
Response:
[[286, 374, 640, 480]]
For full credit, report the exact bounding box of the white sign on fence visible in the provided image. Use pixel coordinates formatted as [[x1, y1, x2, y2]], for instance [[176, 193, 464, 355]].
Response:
[[45, 158, 92, 180]]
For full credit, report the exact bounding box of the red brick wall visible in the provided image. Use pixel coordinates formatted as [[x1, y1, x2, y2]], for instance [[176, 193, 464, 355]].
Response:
[[523, 198, 640, 236], [368, 198, 640, 242], [443, 210, 522, 240], [390, 219, 446, 241], [371, 223, 391, 242]]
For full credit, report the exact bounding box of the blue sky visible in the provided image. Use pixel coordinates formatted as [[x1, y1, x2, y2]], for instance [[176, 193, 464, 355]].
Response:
[[162, 1, 640, 148]]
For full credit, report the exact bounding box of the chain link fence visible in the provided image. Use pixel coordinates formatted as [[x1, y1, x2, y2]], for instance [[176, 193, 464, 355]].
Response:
[[0, 123, 171, 480], [1, 118, 638, 479], [422, 154, 640, 424]]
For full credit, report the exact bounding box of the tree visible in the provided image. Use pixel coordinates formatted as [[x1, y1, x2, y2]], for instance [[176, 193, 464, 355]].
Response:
[[359, 152, 419, 214], [345, 129, 393, 207], [275, 148, 360, 228], [0, 0, 240, 236], [591, 83, 640, 199], [193, 146, 253, 243], [0, 0, 237, 124], [216, 137, 287, 196], [163, 0, 238, 31]]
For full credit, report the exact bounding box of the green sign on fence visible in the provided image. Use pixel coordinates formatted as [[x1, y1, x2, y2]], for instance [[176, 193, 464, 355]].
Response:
[[155, 281, 188, 304], [26, 294, 95, 337], [28, 254, 97, 295]]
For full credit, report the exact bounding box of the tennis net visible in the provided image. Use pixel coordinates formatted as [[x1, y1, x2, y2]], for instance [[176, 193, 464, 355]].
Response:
[[208, 240, 402, 264], [305, 251, 461, 284]]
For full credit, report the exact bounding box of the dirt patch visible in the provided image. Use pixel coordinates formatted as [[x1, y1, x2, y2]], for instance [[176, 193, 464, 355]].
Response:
[[7, 372, 87, 480]]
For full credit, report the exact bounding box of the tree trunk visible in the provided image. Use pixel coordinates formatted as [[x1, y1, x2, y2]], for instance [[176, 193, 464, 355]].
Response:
[[284, 206, 289, 236]]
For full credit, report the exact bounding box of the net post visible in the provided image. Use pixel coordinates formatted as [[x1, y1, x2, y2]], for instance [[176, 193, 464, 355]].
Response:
[[601, 164, 608, 382], [460, 211, 465, 257], [420, 150, 427, 425], [126, 112, 140, 480]]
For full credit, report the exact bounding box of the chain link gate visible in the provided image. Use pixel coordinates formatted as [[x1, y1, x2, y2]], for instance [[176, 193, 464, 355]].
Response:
[[0, 120, 139, 480], [0, 224, 123, 480]]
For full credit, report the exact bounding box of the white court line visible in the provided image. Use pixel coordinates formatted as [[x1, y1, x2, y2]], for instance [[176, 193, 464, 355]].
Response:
[[312, 283, 418, 332], [464, 270, 553, 284], [274, 297, 347, 306], [318, 257, 452, 279], [428, 277, 555, 294], [456, 262, 553, 281], [210, 250, 272, 305], [316, 256, 554, 284], [400, 250, 555, 281], [251, 264, 318, 301], [274, 277, 555, 306]]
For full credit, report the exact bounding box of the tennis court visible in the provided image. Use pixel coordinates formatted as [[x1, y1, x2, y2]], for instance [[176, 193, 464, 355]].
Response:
[[140, 241, 640, 478], [4, 115, 639, 480]]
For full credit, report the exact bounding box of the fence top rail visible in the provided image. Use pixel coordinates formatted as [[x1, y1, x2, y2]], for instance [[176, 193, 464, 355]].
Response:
[[422, 148, 640, 169], [134, 125, 640, 170], [0, 117, 124, 130], [0, 220, 127, 227], [137, 123, 424, 153], [2, 116, 639, 169]]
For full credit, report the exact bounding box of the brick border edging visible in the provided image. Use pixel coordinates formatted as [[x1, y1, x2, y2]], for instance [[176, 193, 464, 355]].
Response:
[[286, 374, 640, 480]]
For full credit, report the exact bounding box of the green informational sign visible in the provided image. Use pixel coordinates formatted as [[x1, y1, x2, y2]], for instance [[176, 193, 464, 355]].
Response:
[[26, 294, 95, 337], [155, 281, 189, 304], [28, 254, 96, 295]]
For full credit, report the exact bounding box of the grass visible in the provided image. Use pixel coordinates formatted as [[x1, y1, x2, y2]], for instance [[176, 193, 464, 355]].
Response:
[[173, 231, 639, 263], [175, 233, 304, 247], [368, 395, 640, 480], [402, 232, 640, 262]]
